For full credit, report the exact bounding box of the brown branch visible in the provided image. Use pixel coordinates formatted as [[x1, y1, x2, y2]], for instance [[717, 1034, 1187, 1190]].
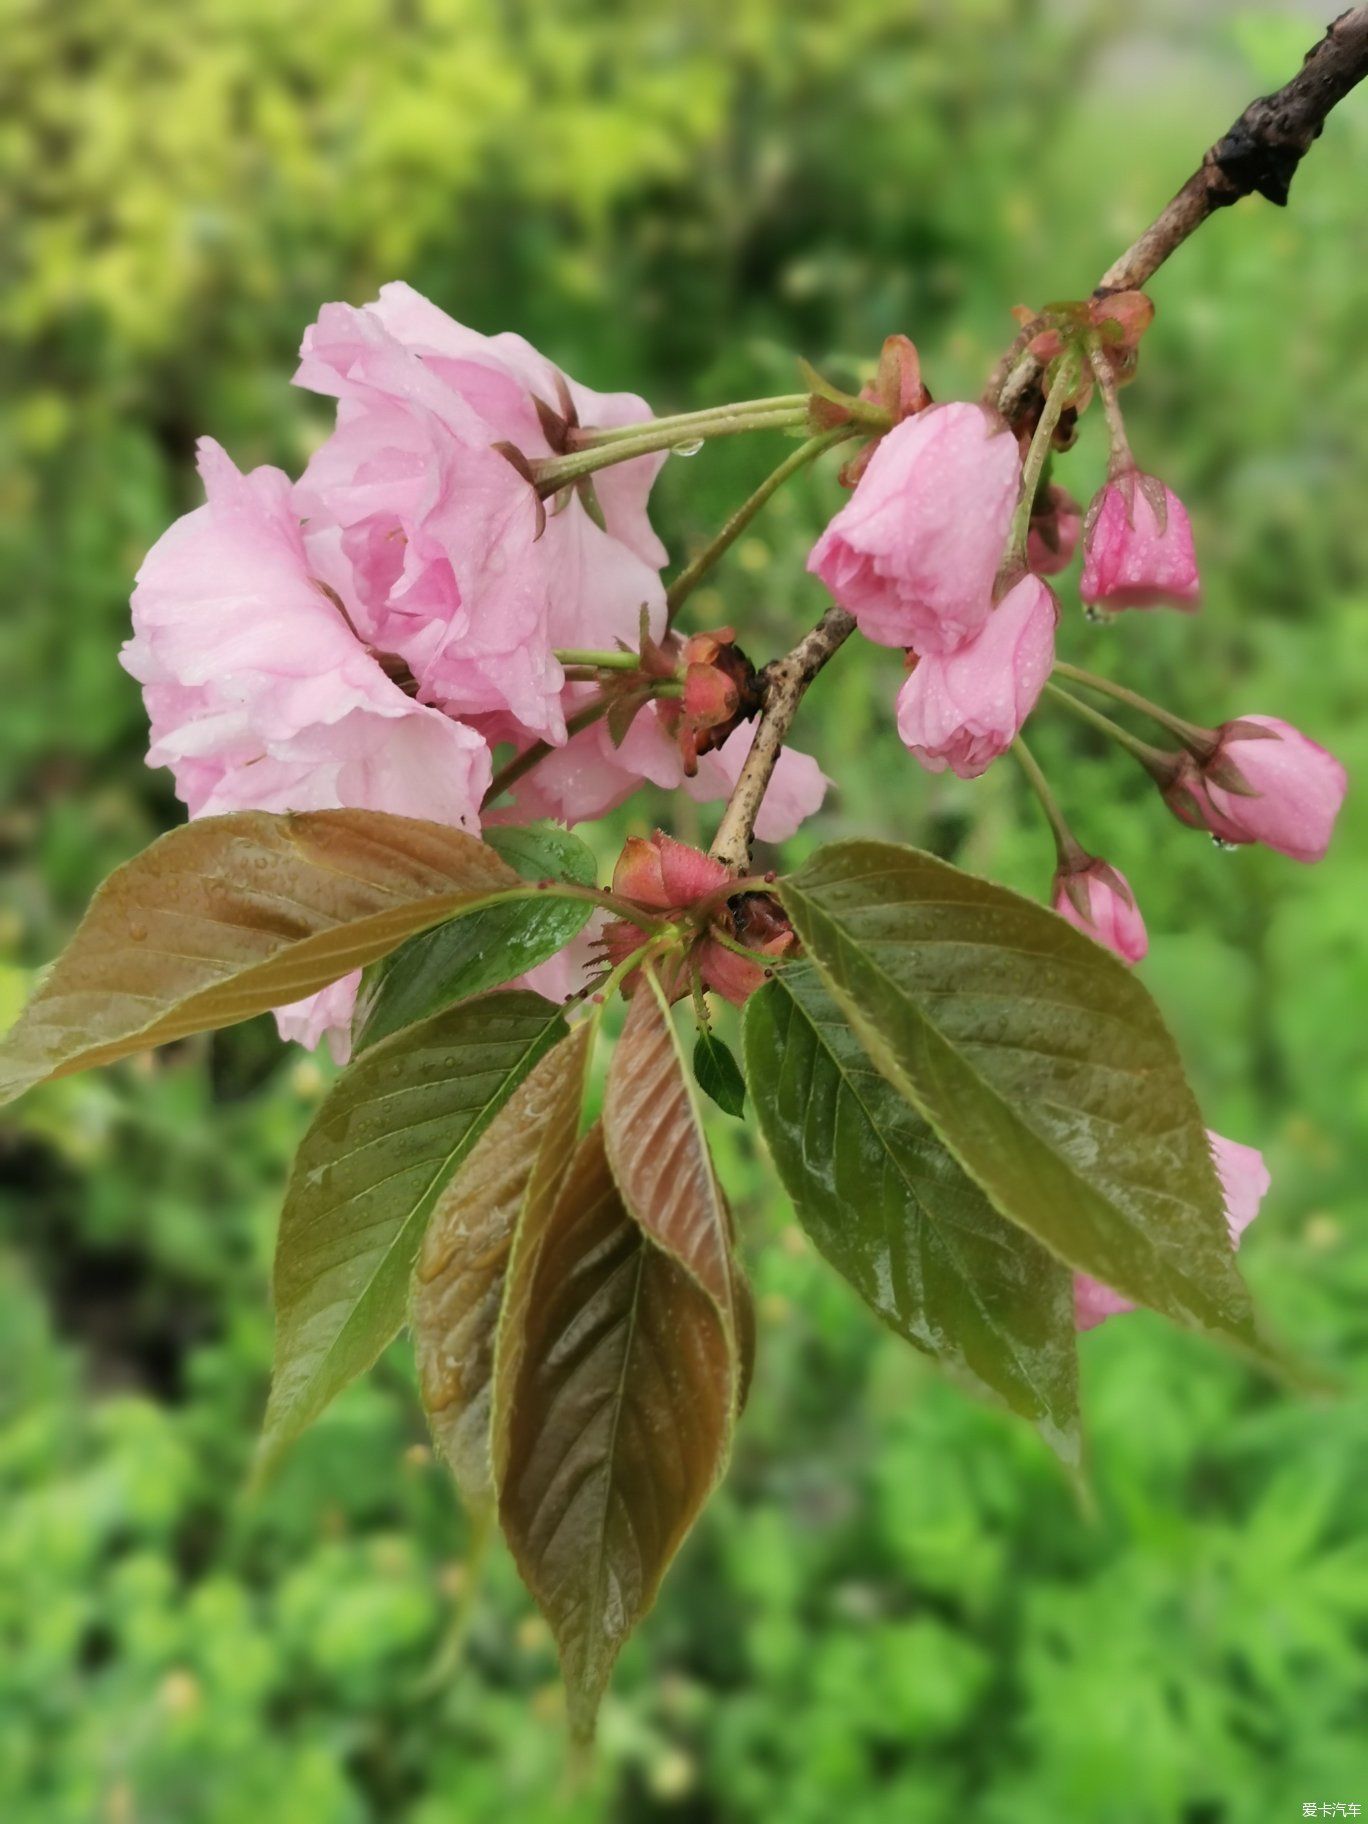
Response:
[[1000, 5, 1368, 419], [708, 607, 854, 871]]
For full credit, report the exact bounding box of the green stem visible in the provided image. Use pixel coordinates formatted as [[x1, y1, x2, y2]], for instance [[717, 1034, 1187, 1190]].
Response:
[[1051, 661, 1216, 756], [666, 426, 858, 623], [1005, 346, 1082, 572], [535, 406, 813, 494], [553, 648, 641, 670], [1043, 682, 1175, 777], [578, 394, 811, 446], [1011, 737, 1083, 866]]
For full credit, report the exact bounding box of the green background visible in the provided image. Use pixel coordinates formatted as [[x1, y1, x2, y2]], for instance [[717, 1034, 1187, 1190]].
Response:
[[2, 3, 1365, 1819]]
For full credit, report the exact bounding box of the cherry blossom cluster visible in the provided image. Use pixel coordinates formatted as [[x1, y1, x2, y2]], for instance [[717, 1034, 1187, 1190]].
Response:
[[124, 286, 1349, 1334], [124, 285, 825, 1052]]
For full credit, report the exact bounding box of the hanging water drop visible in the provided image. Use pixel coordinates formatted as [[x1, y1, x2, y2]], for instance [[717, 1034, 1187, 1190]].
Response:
[[672, 440, 705, 458], [1211, 836, 1240, 852]]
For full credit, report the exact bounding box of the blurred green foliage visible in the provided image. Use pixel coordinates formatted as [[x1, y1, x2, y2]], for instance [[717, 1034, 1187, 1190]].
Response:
[[2, 2, 1366, 1819]]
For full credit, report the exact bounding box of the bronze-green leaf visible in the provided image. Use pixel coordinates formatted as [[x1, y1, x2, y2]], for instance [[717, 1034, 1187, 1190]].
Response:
[[0, 810, 528, 1104], [779, 841, 1264, 1355], [261, 990, 566, 1472], [412, 1019, 594, 1510], [497, 1123, 732, 1739], [746, 965, 1080, 1466], [603, 969, 740, 1350], [355, 823, 599, 1050]]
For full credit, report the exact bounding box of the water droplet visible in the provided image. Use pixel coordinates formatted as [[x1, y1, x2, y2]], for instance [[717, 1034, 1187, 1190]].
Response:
[[128, 921, 148, 942], [1082, 606, 1105, 626], [672, 440, 704, 458], [1211, 836, 1240, 852]]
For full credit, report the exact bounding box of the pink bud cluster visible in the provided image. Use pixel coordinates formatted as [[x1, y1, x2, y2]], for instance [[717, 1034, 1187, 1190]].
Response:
[[603, 832, 793, 1005]]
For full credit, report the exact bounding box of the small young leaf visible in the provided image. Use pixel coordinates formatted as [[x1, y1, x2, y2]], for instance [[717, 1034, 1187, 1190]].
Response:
[[355, 824, 598, 1050], [604, 970, 742, 1354], [0, 810, 527, 1105], [260, 990, 566, 1473], [745, 966, 1080, 1466], [412, 1020, 594, 1510], [779, 841, 1269, 1359], [497, 1123, 732, 1740], [693, 1029, 746, 1118]]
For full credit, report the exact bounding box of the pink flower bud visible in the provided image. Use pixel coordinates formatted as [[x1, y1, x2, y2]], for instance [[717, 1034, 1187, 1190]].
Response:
[[1080, 472, 1200, 611], [808, 402, 1021, 655], [1026, 483, 1082, 578], [895, 575, 1057, 779], [1051, 859, 1148, 964], [1176, 715, 1347, 864], [1163, 718, 1347, 863], [1075, 1129, 1268, 1330]]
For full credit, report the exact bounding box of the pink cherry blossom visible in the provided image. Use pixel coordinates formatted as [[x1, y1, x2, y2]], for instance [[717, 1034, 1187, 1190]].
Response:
[[808, 402, 1021, 655], [1051, 858, 1148, 964], [122, 439, 492, 1062], [492, 697, 828, 841], [1075, 1131, 1269, 1330], [1080, 472, 1200, 611], [1168, 715, 1347, 864], [293, 283, 667, 744], [895, 574, 1057, 778]]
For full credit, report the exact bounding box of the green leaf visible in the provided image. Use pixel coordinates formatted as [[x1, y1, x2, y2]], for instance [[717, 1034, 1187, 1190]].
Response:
[[0, 810, 527, 1106], [604, 970, 743, 1357], [355, 823, 598, 1050], [260, 990, 566, 1473], [692, 1029, 747, 1118], [483, 823, 598, 887], [497, 1122, 732, 1740], [412, 1020, 594, 1510], [745, 966, 1080, 1465], [778, 841, 1267, 1357]]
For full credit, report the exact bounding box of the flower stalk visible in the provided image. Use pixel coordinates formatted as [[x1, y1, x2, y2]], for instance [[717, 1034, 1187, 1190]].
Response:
[[1003, 346, 1083, 577], [1043, 682, 1176, 779], [1011, 737, 1085, 867], [666, 425, 858, 622], [1052, 660, 1217, 757]]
